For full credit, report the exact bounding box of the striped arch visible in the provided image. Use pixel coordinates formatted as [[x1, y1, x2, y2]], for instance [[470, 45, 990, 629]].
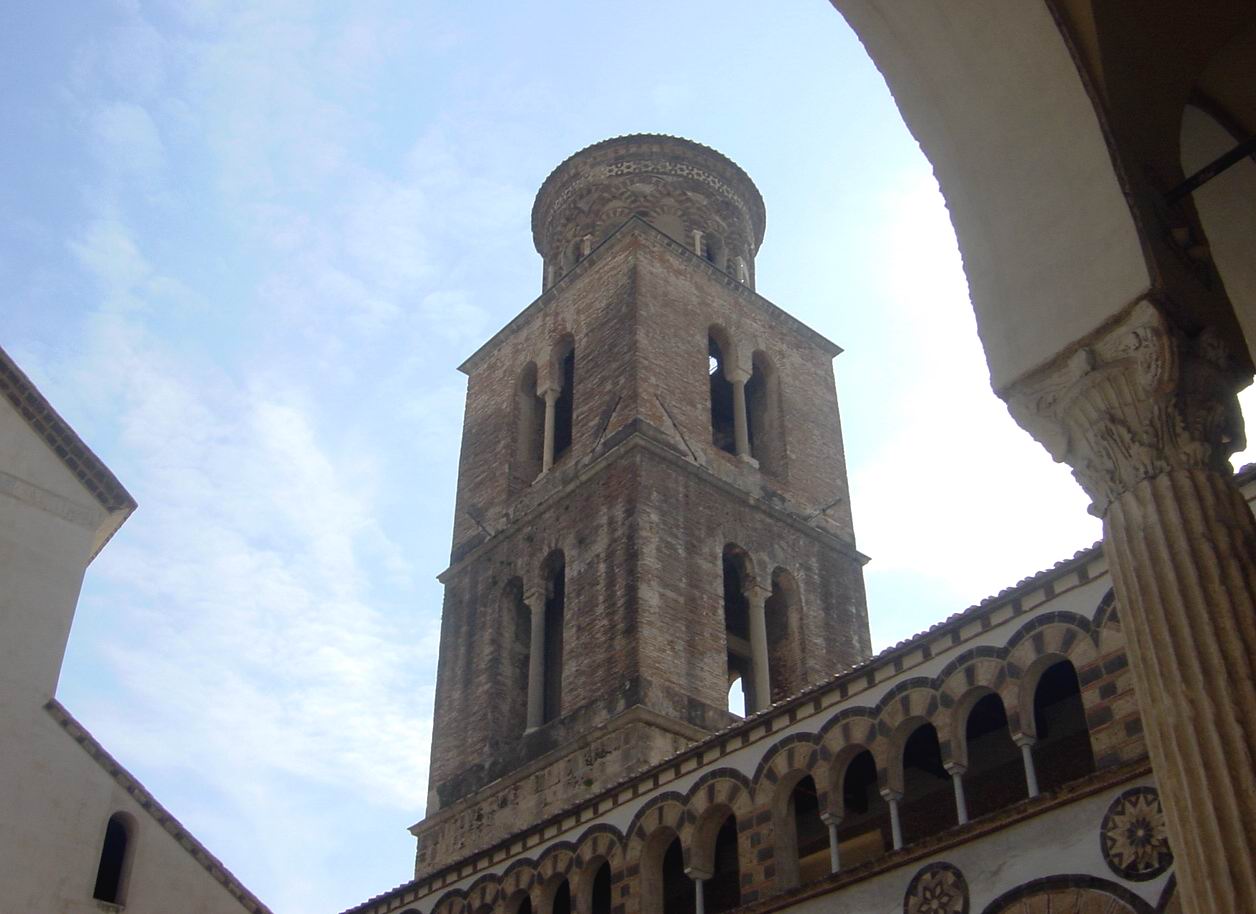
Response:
[[936, 650, 1014, 769], [1005, 613, 1099, 740], [466, 873, 501, 914], [815, 708, 879, 818], [625, 792, 689, 864], [1091, 588, 1128, 654], [751, 732, 822, 809], [874, 678, 943, 794], [572, 825, 625, 914], [433, 889, 468, 914], [626, 792, 688, 914], [682, 769, 754, 877], [535, 841, 578, 914], [499, 858, 540, 914]]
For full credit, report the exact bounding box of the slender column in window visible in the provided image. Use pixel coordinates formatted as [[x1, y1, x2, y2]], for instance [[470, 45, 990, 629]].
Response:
[[691, 876, 706, 914], [945, 762, 969, 825], [728, 367, 751, 459], [1015, 735, 1040, 797], [541, 386, 559, 473], [881, 789, 904, 850], [525, 589, 546, 731], [821, 812, 841, 874], [747, 582, 771, 712]]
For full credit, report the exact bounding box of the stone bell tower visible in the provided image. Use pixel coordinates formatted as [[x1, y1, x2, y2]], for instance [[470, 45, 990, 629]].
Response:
[[414, 135, 870, 874]]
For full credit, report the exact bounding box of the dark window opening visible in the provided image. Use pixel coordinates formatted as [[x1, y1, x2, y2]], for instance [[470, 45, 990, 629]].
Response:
[[790, 776, 829, 886], [591, 861, 612, 914], [1033, 660, 1096, 792], [837, 750, 888, 867], [542, 553, 566, 723], [705, 815, 741, 914], [964, 692, 1026, 819], [515, 364, 545, 485], [661, 835, 693, 914], [553, 880, 571, 914], [553, 346, 575, 461], [900, 723, 955, 844], [764, 569, 796, 705], [746, 351, 781, 475], [708, 335, 736, 455], [517, 896, 533, 914], [504, 579, 530, 737], [93, 814, 131, 904], [723, 546, 756, 712]]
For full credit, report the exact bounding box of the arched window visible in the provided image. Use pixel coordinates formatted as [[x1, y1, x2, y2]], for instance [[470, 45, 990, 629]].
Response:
[[93, 812, 134, 905], [764, 569, 799, 704], [699, 813, 741, 914], [708, 329, 737, 456], [726, 675, 745, 717], [552, 337, 575, 463], [722, 545, 762, 713], [899, 723, 955, 844], [516, 363, 545, 485], [836, 750, 888, 867], [779, 775, 827, 888], [1032, 659, 1096, 791], [643, 831, 692, 914], [578, 859, 612, 914], [502, 578, 530, 736], [705, 233, 726, 270], [548, 878, 572, 914], [746, 351, 782, 475], [541, 550, 566, 724], [963, 692, 1026, 819]]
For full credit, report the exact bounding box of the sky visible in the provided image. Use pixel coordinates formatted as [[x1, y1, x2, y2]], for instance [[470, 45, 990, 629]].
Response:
[[3, 2, 1253, 913]]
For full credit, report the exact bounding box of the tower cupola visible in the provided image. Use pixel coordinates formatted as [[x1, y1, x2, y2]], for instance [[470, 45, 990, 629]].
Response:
[[531, 134, 766, 290]]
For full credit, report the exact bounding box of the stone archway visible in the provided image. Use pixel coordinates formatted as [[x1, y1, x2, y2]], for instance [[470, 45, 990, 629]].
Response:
[[981, 876, 1154, 914]]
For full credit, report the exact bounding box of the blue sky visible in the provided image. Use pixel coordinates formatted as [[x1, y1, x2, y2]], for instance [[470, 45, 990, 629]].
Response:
[[5, 2, 1253, 913]]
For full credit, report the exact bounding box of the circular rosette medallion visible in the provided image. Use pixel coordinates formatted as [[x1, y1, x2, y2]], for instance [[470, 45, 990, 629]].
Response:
[[904, 861, 969, 914], [1100, 785, 1174, 881]]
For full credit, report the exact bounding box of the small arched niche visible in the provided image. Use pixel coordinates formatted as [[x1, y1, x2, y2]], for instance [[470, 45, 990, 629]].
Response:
[[93, 811, 136, 906], [540, 550, 567, 724], [764, 568, 800, 704], [746, 350, 783, 476], [551, 335, 576, 464], [515, 362, 545, 486], [708, 327, 737, 456]]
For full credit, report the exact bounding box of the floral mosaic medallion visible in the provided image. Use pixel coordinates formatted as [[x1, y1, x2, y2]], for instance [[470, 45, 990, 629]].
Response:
[[1101, 786, 1174, 881], [903, 861, 968, 914]]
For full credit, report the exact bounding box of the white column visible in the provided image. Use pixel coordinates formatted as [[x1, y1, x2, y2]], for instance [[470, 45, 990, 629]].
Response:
[[747, 588, 771, 713], [881, 789, 903, 850], [685, 869, 710, 914], [525, 598, 546, 731], [1015, 736, 1040, 798], [945, 763, 968, 825], [541, 387, 559, 473], [820, 812, 841, 874]]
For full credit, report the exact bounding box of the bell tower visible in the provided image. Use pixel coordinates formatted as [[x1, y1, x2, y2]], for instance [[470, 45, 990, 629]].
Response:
[[415, 135, 870, 874]]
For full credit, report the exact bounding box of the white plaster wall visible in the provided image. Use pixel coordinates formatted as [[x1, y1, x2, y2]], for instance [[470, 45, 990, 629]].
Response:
[[0, 397, 262, 914]]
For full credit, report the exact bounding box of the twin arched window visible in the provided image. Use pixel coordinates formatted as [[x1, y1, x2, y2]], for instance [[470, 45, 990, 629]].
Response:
[[515, 338, 576, 485], [707, 329, 781, 475]]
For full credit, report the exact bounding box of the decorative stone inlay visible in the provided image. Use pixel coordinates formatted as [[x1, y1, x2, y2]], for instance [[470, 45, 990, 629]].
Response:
[[1004, 298, 1245, 515], [904, 861, 969, 914], [1101, 786, 1173, 881]]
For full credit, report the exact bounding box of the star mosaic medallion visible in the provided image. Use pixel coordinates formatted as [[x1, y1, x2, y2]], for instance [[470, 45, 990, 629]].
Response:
[[1100, 786, 1173, 881]]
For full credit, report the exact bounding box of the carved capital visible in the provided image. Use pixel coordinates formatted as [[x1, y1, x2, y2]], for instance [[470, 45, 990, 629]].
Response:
[[1004, 299, 1247, 516]]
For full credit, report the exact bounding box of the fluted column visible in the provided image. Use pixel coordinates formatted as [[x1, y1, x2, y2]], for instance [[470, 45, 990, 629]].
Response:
[[1007, 298, 1256, 914]]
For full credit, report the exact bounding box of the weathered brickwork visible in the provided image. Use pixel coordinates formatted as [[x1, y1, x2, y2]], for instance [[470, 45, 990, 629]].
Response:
[[426, 136, 871, 839]]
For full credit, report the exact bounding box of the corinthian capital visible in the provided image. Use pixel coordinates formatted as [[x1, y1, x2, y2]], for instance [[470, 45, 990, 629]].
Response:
[[1004, 298, 1247, 515]]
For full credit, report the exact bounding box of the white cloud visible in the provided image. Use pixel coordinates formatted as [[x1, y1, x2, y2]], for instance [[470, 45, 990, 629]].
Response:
[[92, 102, 166, 177]]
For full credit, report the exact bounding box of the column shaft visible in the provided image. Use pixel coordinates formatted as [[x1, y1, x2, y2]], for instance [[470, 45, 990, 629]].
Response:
[[526, 602, 546, 730], [541, 389, 559, 473], [731, 377, 750, 458], [693, 878, 705, 914], [747, 596, 771, 713], [1104, 468, 1256, 914], [1018, 741, 1039, 798], [825, 820, 841, 874], [950, 771, 968, 825]]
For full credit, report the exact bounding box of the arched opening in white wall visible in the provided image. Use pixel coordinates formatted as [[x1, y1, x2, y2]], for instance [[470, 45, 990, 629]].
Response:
[[647, 831, 692, 914], [1031, 659, 1096, 792], [963, 692, 1025, 819], [92, 812, 135, 906], [899, 722, 955, 844], [704, 813, 741, 914], [584, 859, 612, 914], [549, 877, 572, 914], [836, 749, 887, 866]]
